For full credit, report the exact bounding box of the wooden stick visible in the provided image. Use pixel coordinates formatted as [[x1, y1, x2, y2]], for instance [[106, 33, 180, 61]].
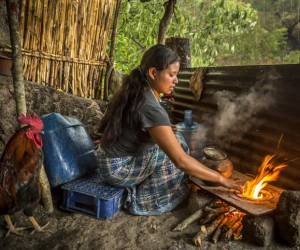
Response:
[[193, 225, 207, 247], [39, 164, 53, 213], [224, 216, 243, 241], [211, 215, 230, 243], [199, 203, 230, 225], [204, 206, 230, 214], [173, 209, 204, 232], [220, 212, 238, 230], [193, 214, 225, 246], [210, 199, 228, 208], [199, 211, 218, 225], [233, 224, 243, 240], [206, 214, 226, 235]]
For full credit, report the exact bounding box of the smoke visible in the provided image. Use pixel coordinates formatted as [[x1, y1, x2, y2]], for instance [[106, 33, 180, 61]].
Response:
[[211, 81, 276, 146], [186, 70, 279, 155]]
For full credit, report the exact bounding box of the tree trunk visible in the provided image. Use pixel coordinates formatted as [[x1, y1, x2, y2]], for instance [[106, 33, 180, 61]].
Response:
[[6, 0, 53, 213], [6, 0, 26, 116], [105, 0, 122, 101], [165, 37, 191, 68], [157, 0, 177, 44]]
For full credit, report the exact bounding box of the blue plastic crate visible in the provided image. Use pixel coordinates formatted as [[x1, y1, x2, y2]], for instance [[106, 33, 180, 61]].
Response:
[[61, 176, 125, 219]]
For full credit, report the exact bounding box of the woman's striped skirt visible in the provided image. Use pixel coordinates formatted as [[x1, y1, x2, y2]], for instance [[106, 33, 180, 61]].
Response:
[[95, 133, 190, 215]]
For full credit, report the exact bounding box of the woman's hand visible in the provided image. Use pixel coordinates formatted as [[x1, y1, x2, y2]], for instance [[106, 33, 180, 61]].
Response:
[[220, 176, 243, 193]]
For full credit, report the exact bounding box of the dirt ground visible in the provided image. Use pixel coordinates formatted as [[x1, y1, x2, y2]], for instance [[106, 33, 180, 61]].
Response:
[[0, 191, 298, 250]]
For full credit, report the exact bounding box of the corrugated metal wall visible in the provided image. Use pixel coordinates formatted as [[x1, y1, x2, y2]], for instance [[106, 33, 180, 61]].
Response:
[[173, 64, 300, 190]]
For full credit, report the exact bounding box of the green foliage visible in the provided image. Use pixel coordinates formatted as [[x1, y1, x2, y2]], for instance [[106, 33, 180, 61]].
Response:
[[115, 0, 290, 72], [283, 50, 300, 64], [216, 26, 288, 65], [169, 0, 259, 66], [115, 0, 163, 73]]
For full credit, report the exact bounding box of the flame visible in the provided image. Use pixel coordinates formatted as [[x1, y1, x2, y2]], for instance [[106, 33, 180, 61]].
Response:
[[242, 155, 287, 199]]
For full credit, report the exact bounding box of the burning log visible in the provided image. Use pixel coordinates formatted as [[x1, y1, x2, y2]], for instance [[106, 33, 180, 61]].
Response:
[[225, 220, 242, 241], [211, 215, 230, 243], [233, 224, 243, 240], [191, 199, 231, 246], [221, 212, 244, 241], [199, 202, 230, 225], [174, 195, 246, 246], [191, 200, 246, 246], [211, 210, 245, 243]]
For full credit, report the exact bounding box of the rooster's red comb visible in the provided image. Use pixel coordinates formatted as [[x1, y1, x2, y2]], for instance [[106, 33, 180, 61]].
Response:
[[18, 113, 44, 131]]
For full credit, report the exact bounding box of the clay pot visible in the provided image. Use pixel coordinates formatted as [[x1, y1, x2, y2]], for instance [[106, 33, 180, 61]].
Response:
[[202, 146, 233, 178]]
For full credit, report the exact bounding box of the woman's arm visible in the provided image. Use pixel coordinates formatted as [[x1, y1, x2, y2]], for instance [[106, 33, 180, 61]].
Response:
[[148, 125, 239, 190]]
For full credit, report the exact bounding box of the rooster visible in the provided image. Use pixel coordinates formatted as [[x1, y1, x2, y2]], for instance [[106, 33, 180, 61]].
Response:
[[0, 114, 48, 236]]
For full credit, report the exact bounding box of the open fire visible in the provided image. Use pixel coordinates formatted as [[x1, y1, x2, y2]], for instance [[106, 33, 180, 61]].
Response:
[[182, 153, 289, 246], [241, 154, 287, 200]]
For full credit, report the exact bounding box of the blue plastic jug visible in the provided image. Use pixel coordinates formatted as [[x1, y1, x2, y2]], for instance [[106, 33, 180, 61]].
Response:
[[41, 113, 97, 187], [176, 121, 204, 159]]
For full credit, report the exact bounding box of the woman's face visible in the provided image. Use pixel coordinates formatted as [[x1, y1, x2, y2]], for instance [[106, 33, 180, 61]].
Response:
[[150, 61, 180, 96]]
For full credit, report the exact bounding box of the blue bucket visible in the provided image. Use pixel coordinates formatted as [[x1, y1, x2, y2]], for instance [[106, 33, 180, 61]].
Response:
[[41, 113, 97, 187]]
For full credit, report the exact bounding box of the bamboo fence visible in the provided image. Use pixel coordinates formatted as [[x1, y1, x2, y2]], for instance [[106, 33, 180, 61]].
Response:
[[2, 0, 117, 100]]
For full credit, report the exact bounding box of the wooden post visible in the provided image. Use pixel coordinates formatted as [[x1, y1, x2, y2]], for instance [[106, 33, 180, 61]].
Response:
[[165, 37, 191, 68], [6, 0, 53, 213]]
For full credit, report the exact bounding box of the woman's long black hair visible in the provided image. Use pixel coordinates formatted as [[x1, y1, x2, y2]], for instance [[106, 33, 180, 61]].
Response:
[[99, 44, 180, 146]]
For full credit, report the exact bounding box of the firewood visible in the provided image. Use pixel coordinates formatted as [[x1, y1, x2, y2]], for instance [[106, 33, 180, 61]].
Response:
[[192, 225, 207, 246], [210, 199, 227, 208], [193, 214, 225, 246], [199, 211, 219, 225], [218, 212, 238, 239], [211, 215, 230, 243], [224, 212, 240, 227], [205, 214, 226, 235], [204, 206, 230, 214], [224, 216, 243, 241], [200, 200, 230, 225], [233, 224, 243, 240], [199, 203, 230, 225], [172, 208, 204, 232]]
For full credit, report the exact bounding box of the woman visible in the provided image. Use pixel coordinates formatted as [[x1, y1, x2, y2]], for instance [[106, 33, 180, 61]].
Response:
[[97, 44, 240, 215]]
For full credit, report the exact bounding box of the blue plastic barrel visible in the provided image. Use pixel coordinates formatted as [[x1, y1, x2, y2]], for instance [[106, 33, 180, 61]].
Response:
[[41, 113, 97, 187]]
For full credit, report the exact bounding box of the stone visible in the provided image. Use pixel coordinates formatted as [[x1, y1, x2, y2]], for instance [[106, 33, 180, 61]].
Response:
[[274, 190, 300, 247], [242, 214, 274, 246]]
